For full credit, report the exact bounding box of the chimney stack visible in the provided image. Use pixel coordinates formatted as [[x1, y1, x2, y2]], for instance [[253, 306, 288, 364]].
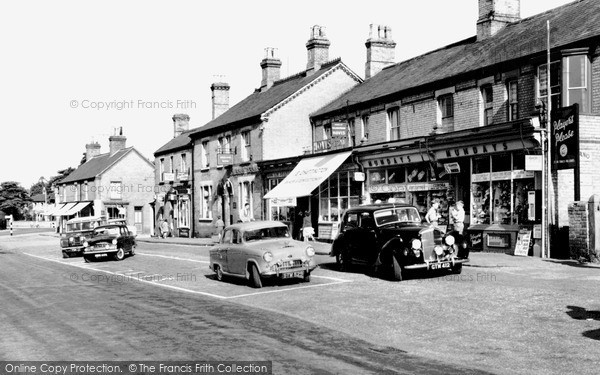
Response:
[[260, 48, 282, 91], [211, 81, 230, 119], [85, 142, 101, 161], [477, 0, 520, 40], [109, 127, 127, 156], [306, 25, 330, 73], [172, 113, 190, 138], [365, 24, 396, 79]]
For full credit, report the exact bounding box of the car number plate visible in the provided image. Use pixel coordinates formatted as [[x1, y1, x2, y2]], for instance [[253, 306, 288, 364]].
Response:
[[94, 253, 108, 258], [430, 262, 450, 270], [281, 271, 303, 279]]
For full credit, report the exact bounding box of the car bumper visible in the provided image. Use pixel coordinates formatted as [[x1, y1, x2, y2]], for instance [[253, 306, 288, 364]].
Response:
[[404, 258, 469, 270], [62, 246, 85, 253], [263, 265, 317, 278]]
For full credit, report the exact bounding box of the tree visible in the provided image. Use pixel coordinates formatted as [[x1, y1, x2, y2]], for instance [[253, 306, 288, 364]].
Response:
[[0, 181, 32, 220], [30, 180, 46, 196], [47, 167, 75, 190]]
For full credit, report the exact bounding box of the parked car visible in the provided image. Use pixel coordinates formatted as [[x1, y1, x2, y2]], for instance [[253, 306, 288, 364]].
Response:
[[331, 203, 469, 281], [107, 218, 137, 237], [82, 224, 136, 262], [60, 216, 106, 258], [209, 221, 317, 288]]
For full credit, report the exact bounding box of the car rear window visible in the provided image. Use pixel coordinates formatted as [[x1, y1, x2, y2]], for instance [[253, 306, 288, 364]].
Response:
[[244, 227, 290, 242]]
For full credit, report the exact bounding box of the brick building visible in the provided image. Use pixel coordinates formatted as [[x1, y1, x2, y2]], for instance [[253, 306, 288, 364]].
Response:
[[267, 0, 600, 257], [187, 25, 362, 236], [55, 130, 155, 234]]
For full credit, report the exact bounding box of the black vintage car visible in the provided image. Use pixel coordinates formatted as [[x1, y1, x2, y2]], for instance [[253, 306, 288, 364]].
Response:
[[82, 224, 136, 262], [331, 203, 469, 281]]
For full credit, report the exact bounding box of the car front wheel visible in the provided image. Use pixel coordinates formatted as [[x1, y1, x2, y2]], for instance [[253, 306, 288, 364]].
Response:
[[248, 263, 262, 288], [303, 271, 311, 283], [114, 248, 125, 261], [337, 251, 351, 272], [391, 256, 403, 281]]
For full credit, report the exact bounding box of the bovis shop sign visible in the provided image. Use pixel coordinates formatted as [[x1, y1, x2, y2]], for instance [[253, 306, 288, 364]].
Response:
[[551, 104, 579, 170]]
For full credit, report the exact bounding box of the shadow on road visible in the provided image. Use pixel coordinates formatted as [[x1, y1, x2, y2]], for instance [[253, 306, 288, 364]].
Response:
[[544, 259, 600, 269], [566, 305, 600, 341]]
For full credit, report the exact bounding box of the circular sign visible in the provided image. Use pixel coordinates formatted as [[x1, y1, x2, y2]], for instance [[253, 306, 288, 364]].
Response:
[[559, 144, 568, 157]]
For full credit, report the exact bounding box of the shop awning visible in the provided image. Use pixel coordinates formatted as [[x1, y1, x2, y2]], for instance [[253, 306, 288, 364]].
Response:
[[42, 204, 61, 216], [62, 202, 91, 216], [52, 202, 77, 216], [264, 151, 352, 200]]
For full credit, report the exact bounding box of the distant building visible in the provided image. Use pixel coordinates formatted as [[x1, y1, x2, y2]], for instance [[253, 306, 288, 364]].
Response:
[[55, 130, 155, 234]]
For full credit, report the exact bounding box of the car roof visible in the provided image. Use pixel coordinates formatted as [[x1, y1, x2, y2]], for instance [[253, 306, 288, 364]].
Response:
[[94, 224, 124, 229], [66, 216, 105, 224], [224, 221, 287, 232], [346, 203, 416, 213]]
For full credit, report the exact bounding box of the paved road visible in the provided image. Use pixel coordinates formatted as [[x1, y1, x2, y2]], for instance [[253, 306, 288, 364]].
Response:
[[0, 235, 490, 375]]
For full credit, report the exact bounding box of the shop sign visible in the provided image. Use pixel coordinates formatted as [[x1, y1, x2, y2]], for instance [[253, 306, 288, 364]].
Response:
[[551, 104, 579, 170], [353, 172, 365, 182], [313, 137, 349, 153], [331, 122, 348, 138], [491, 171, 512, 181], [525, 155, 543, 171], [177, 172, 189, 181], [512, 170, 535, 179], [271, 197, 296, 207], [365, 153, 427, 167], [436, 141, 510, 160], [406, 182, 449, 192], [162, 172, 175, 182], [231, 163, 260, 176], [368, 184, 406, 194], [217, 153, 233, 165]]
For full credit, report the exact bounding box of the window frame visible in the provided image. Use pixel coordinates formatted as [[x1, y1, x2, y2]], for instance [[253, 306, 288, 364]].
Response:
[[507, 80, 519, 121], [387, 108, 400, 141], [439, 94, 454, 119], [481, 85, 494, 126]]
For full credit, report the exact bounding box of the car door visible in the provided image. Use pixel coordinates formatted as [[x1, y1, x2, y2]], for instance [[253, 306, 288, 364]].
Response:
[[228, 229, 246, 275], [120, 226, 132, 251], [354, 212, 378, 265], [217, 229, 232, 273]]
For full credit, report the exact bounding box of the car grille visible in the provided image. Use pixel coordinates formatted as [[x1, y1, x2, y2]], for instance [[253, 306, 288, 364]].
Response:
[[420, 229, 435, 251], [92, 243, 115, 251], [280, 259, 303, 270]]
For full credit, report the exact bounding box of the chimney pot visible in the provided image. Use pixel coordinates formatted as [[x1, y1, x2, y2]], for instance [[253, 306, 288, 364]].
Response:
[[260, 47, 282, 90], [109, 129, 127, 156], [172, 113, 190, 138], [306, 25, 330, 73], [365, 24, 396, 79], [211, 81, 230, 119], [85, 142, 101, 161], [477, 0, 520, 40]]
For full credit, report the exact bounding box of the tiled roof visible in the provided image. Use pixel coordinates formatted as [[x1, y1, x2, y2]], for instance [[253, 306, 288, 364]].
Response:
[[154, 130, 194, 156], [189, 59, 347, 138], [59, 148, 132, 184], [312, 0, 600, 117]]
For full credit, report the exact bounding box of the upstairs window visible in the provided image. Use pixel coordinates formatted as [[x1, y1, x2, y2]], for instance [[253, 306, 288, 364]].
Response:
[[482, 85, 494, 126], [201, 141, 209, 169], [241, 131, 251, 162], [361, 115, 369, 141], [439, 94, 454, 119], [507, 80, 518, 121], [387, 108, 400, 141], [564, 54, 591, 112], [538, 61, 561, 114]]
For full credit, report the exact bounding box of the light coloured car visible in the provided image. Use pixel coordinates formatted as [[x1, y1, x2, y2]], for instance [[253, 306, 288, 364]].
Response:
[[209, 221, 317, 288]]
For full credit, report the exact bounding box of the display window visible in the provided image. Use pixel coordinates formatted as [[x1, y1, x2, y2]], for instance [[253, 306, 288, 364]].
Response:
[[318, 171, 361, 223]]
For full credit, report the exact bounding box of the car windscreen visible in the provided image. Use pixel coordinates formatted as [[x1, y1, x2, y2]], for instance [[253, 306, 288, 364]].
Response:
[[244, 226, 290, 242], [374, 207, 421, 226], [93, 227, 120, 237], [66, 223, 81, 232]]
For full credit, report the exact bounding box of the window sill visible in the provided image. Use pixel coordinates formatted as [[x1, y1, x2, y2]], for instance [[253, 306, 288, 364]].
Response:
[[198, 218, 213, 223]]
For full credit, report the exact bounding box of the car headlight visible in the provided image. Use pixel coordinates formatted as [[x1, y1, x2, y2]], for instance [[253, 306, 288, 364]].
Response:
[[112, 239, 117, 245], [434, 246, 444, 256], [263, 252, 273, 262], [306, 246, 315, 257], [445, 235, 455, 246], [411, 239, 421, 249], [69, 237, 74, 243], [83, 241, 89, 248]]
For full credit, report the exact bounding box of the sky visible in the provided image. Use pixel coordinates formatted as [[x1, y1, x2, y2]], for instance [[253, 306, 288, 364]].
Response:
[[0, 0, 574, 189]]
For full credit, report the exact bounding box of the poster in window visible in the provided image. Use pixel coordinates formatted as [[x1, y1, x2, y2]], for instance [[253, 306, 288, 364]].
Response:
[[551, 104, 578, 170]]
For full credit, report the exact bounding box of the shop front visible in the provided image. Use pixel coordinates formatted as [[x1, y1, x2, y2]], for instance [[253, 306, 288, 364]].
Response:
[[263, 151, 359, 241]]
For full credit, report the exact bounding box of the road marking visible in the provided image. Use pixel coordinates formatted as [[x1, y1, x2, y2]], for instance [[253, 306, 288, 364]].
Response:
[[136, 252, 210, 263], [23, 252, 353, 300]]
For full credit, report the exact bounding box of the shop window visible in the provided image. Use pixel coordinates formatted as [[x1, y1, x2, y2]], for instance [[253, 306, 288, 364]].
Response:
[[268, 178, 292, 222], [387, 167, 406, 184], [471, 181, 490, 225], [507, 80, 518, 121], [538, 61, 561, 114], [564, 54, 591, 112], [481, 85, 494, 126], [387, 109, 400, 141], [319, 172, 360, 222], [200, 185, 212, 219], [407, 165, 428, 182], [239, 181, 253, 215], [369, 170, 386, 184], [473, 156, 490, 174]]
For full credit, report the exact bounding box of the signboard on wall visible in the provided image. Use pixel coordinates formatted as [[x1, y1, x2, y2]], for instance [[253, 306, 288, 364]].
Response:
[[217, 153, 233, 165], [551, 104, 579, 170], [271, 197, 297, 207], [514, 229, 532, 256]]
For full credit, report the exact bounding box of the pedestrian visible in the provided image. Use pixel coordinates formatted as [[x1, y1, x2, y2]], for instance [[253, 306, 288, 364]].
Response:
[[239, 203, 253, 222], [451, 201, 465, 235], [215, 215, 224, 241], [425, 200, 440, 228], [302, 211, 314, 242], [160, 220, 169, 238]]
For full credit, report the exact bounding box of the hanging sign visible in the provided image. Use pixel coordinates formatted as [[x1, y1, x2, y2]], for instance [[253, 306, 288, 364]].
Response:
[[551, 104, 579, 170]]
